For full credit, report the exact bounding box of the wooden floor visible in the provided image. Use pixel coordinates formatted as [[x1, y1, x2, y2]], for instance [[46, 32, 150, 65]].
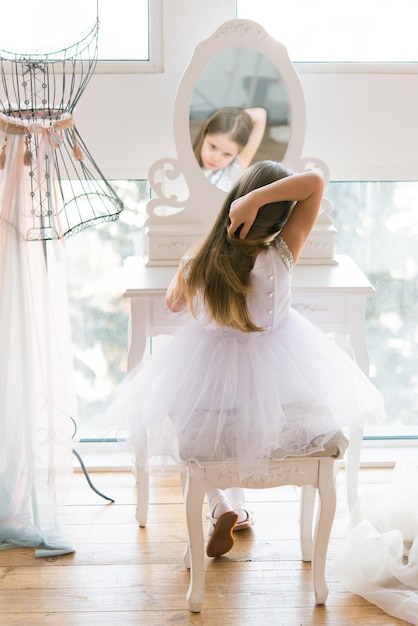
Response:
[[0, 467, 413, 626]]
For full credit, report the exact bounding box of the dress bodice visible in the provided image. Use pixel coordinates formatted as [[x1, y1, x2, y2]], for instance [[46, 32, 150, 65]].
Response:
[[195, 236, 293, 337], [201, 157, 242, 192], [246, 238, 293, 333]]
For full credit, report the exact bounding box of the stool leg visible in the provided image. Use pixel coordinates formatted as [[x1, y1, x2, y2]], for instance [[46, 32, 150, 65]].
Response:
[[300, 485, 316, 562], [312, 458, 336, 604], [184, 471, 206, 613], [180, 470, 191, 569]]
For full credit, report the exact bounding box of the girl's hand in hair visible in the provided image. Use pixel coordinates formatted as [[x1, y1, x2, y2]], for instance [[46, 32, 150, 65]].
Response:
[[228, 192, 259, 239]]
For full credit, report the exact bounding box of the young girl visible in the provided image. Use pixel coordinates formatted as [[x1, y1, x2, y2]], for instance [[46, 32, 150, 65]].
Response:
[[107, 161, 385, 558], [193, 106, 267, 191]]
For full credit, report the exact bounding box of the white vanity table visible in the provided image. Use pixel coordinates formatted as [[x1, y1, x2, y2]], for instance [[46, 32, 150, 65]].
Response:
[[123, 254, 374, 375], [127, 19, 374, 511]]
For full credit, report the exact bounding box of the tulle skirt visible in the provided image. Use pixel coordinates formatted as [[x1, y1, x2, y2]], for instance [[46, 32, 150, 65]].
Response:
[[105, 309, 384, 477], [104, 307, 385, 479]]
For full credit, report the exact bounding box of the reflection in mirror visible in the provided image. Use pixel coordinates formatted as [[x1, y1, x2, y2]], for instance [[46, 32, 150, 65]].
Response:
[[190, 47, 290, 190], [191, 106, 267, 191]]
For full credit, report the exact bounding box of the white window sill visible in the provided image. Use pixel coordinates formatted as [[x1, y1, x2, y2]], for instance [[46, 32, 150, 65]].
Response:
[[72, 437, 418, 473]]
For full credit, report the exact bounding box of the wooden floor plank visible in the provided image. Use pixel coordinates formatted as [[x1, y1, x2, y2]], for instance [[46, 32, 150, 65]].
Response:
[[0, 468, 412, 626], [0, 607, 410, 626]]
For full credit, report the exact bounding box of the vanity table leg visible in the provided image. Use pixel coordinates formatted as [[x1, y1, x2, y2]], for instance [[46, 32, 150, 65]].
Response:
[[126, 297, 152, 524], [126, 298, 149, 372], [347, 296, 370, 375], [346, 426, 364, 510], [135, 461, 150, 527], [346, 295, 370, 509]]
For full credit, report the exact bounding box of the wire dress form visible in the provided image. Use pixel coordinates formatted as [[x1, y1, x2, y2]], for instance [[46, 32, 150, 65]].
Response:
[[0, 21, 122, 556], [0, 20, 124, 240]]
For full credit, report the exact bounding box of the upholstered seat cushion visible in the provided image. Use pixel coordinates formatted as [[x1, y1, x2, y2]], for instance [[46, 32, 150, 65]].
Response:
[[179, 430, 349, 464], [270, 430, 349, 461]]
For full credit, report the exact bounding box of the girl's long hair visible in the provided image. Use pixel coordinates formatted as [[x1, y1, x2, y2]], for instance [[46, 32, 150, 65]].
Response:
[[193, 107, 253, 166], [185, 161, 294, 332]]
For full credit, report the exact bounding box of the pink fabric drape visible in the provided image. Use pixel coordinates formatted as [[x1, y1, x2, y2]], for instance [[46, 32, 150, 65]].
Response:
[[0, 118, 75, 556]]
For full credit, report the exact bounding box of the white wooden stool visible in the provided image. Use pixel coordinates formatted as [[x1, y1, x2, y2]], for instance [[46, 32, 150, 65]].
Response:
[[135, 428, 358, 528], [136, 431, 348, 612]]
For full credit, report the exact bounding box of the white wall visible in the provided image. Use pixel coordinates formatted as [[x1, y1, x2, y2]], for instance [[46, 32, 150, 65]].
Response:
[[74, 0, 418, 182], [300, 69, 418, 181], [75, 0, 236, 180]]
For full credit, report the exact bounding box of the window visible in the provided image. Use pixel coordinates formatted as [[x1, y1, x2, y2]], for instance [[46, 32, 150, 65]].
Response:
[[68, 181, 418, 440], [236, 2, 418, 440], [0, 0, 162, 72], [327, 181, 418, 434], [65, 180, 149, 439], [237, 0, 418, 62]]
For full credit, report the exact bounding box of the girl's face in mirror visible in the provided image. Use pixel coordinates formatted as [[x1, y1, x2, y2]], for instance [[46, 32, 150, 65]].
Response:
[[200, 133, 240, 172]]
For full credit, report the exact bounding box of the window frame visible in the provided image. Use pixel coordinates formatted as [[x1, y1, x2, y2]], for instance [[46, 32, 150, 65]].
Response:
[[295, 62, 418, 75], [93, 0, 163, 74], [73, 5, 417, 461], [0, 0, 164, 75]]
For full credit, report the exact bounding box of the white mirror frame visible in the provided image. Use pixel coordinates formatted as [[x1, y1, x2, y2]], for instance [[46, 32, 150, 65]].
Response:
[[144, 19, 336, 266]]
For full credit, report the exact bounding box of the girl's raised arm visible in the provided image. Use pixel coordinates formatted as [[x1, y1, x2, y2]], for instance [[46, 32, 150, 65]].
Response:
[[238, 107, 267, 170], [228, 170, 324, 262], [278, 172, 323, 262]]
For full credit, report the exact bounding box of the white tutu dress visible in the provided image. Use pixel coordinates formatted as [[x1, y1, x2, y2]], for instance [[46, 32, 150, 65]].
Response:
[[106, 237, 385, 479]]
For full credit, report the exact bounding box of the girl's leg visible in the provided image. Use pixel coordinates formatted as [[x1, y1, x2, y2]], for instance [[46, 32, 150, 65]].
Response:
[[225, 487, 252, 527], [207, 487, 252, 527], [225, 487, 246, 507], [207, 489, 234, 518]]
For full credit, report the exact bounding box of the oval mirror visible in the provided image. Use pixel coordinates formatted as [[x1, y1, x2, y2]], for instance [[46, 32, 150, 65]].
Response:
[[189, 47, 290, 190], [145, 20, 331, 267]]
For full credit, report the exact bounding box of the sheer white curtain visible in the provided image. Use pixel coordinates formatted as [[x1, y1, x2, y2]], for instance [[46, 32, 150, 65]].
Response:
[[0, 129, 75, 557]]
